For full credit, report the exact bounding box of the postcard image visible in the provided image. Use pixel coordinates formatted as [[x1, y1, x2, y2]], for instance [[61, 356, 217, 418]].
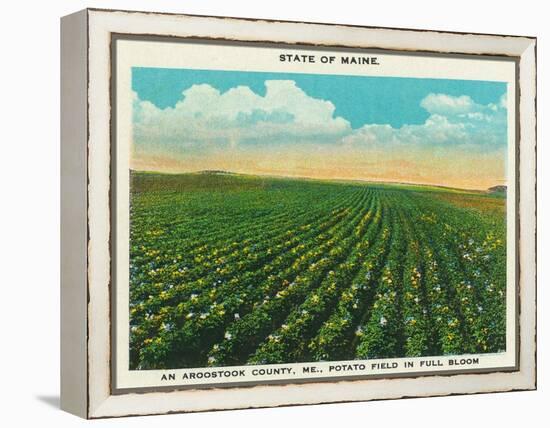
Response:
[[112, 39, 517, 390]]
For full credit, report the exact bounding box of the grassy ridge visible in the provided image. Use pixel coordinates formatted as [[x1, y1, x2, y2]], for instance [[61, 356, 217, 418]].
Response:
[[128, 171, 507, 369]]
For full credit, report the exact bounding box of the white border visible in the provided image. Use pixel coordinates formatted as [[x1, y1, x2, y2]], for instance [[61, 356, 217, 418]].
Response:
[[114, 38, 517, 390], [86, 9, 536, 418]]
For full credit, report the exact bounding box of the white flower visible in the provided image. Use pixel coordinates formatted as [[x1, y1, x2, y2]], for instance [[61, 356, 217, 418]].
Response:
[[161, 322, 173, 331], [379, 316, 387, 326], [234, 313, 240, 320], [224, 332, 232, 340], [268, 334, 280, 342]]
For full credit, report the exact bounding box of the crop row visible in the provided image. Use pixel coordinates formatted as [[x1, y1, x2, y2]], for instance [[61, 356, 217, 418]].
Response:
[[128, 177, 507, 369], [132, 189, 375, 368]]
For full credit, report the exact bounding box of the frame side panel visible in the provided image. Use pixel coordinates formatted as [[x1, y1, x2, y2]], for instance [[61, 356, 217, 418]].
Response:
[[60, 9, 89, 419]]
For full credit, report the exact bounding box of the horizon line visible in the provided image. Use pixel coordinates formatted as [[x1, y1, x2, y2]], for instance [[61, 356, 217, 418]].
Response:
[[130, 168, 506, 193]]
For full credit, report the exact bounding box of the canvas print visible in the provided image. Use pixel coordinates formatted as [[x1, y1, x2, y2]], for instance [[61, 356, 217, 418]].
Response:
[[127, 67, 508, 372], [58, 10, 537, 419]]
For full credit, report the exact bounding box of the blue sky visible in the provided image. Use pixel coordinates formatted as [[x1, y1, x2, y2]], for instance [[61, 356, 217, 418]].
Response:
[[130, 67, 508, 189], [132, 67, 507, 129]]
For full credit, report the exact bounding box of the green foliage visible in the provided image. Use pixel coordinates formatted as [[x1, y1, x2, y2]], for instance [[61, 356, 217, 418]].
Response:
[[129, 172, 507, 369]]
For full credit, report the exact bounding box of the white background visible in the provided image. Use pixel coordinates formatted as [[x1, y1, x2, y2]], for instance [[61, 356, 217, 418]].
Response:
[[0, 0, 545, 426]]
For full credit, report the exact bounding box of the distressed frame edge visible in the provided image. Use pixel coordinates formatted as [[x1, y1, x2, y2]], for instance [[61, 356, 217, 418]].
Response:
[[109, 34, 522, 395], [60, 9, 89, 419], [87, 7, 536, 47], [80, 8, 536, 419], [517, 36, 538, 390]]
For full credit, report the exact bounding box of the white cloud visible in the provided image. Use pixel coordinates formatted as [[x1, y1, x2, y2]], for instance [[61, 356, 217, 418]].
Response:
[[344, 93, 507, 150], [133, 85, 507, 158], [420, 93, 476, 116], [133, 80, 351, 152], [499, 93, 508, 108]]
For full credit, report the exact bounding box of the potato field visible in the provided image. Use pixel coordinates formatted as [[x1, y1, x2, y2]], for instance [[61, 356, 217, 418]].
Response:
[[129, 171, 506, 370]]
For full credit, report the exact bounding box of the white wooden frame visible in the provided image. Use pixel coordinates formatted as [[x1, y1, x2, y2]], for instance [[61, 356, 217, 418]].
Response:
[[60, 8, 537, 419]]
